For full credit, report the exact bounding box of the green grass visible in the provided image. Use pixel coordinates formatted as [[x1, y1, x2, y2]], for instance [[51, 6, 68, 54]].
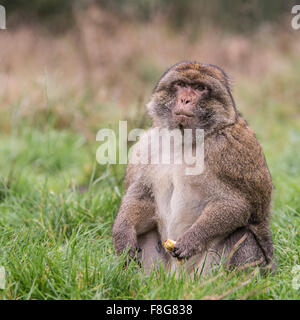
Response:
[[0, 61, 299, 300]]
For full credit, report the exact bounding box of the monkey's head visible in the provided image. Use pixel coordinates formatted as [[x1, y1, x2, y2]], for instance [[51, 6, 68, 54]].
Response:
[[147, 61, 237, 131]]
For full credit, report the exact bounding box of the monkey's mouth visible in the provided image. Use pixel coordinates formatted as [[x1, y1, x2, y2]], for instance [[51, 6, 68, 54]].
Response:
[[172, 111, 195, 129], [175, 111, 194, 119], [176, 114, 193, 119], [174, 114, 195, 130], [174, 111, 194, 120]]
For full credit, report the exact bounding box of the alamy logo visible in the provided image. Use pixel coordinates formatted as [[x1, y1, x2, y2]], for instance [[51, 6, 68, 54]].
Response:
[[292, 265, 300, 290], [291, 5, 300, 30], [96, 121, 204, 176], [0, 5, 6, 29], [0, 266, 5, 289]]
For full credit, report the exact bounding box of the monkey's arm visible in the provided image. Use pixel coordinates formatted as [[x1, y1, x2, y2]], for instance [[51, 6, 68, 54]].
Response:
[[172, 198, 250, 260], [172, 126, 273, 260], [112, 182, 156, 257]]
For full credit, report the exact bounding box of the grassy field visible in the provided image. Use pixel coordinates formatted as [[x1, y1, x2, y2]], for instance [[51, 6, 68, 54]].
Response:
[[0, 12, 299, 299], [0, 57, 299, 300]]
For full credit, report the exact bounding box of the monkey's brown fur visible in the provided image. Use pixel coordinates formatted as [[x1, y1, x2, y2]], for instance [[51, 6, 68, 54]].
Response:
[[112, 61, 275, 274]]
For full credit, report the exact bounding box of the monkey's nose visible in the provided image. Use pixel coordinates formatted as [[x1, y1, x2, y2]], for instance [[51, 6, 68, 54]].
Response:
[[181, 98, 191, 104]]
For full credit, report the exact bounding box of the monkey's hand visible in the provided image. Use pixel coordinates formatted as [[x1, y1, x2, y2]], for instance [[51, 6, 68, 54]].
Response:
[[113, 230, 139, 257], [124, 246, 142, 268], [114, 234, 142, 267], [172, 233, 204, 260]]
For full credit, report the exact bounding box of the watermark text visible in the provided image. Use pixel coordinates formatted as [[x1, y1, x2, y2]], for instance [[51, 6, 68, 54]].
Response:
[[291, 5, 300, 30], [96, 121, 204, 175], [0, 5, 6, 30]]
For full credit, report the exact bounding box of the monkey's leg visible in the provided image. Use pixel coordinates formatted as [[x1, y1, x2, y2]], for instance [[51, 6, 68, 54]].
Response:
[[217, 227, 266, 271], [191, 228, 266, 276], [138, 228, 170, 271], [249, 221, 276, 272]]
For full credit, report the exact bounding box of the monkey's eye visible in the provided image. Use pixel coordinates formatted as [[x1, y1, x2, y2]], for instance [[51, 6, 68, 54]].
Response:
[[175, 81, 186, 87], [195, 84, 207, 91]]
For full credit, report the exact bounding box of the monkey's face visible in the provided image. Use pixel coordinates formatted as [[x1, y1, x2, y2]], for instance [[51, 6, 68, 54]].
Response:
[[171, 81, 210, 129], [147, 61, 237, 131]]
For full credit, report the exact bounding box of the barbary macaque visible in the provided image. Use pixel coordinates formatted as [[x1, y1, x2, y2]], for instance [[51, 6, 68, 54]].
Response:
[[112, 61, 275, 274]]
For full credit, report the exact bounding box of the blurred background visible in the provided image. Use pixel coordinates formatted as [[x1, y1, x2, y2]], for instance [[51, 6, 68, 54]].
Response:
[[0, 0, 299, 194], [0, 0, 299, 300], [0, 0, 298, 128], [1, 0, 299, 185]]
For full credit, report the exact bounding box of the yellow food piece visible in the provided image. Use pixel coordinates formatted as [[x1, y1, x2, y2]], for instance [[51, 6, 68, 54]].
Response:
[[163, 239, 184, 264], [162, 239, 176, 252]]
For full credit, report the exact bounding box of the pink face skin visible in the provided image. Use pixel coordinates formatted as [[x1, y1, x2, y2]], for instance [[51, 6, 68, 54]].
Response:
[[172, 82, 209, 127]]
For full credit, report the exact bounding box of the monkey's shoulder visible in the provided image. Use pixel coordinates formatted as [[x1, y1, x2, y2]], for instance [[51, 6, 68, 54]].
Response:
[[207, 120, 272, 194]]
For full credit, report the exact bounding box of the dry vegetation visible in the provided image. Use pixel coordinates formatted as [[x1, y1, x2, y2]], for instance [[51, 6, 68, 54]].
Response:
[[0, 6, 299, 135]]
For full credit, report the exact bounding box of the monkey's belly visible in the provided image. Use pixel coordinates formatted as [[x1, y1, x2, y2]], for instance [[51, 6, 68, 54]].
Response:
[[155, 182, 205, 242], [151, 167, 224, 274]]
